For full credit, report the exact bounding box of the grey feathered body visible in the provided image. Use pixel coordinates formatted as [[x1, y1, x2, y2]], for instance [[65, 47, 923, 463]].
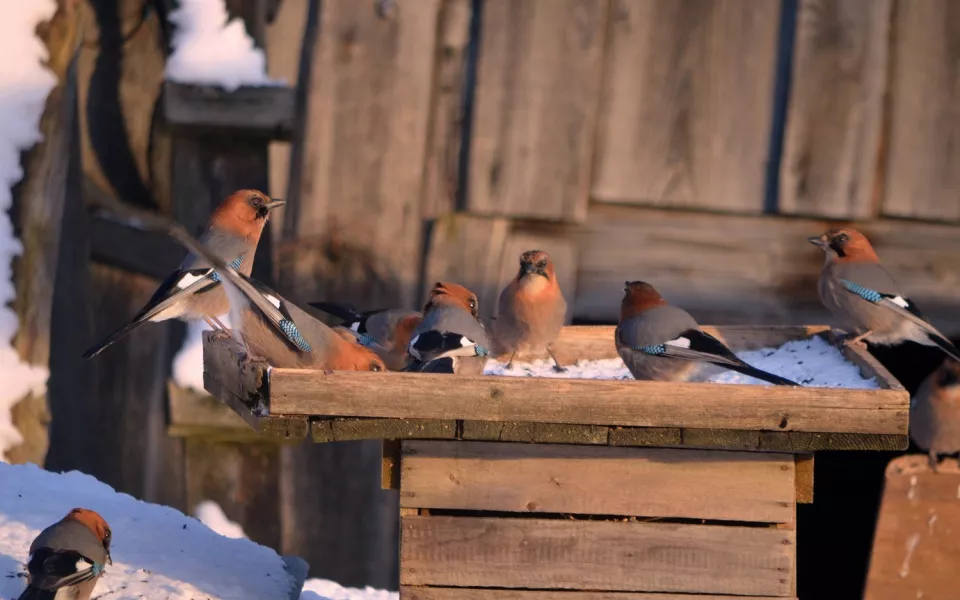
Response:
[[30, 522, 107, 567], [819, 261, 930, 346], [616, 305, 702, 382], [412, 307, 490, 375], [493, 279, 566, 357]]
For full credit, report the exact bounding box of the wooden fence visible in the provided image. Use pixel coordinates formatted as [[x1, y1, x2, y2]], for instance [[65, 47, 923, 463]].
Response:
[[18, 0, 960, 595]]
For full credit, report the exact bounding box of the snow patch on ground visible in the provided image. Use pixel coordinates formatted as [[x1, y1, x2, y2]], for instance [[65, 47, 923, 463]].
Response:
[[484, 335, 879, 389], [0, 463, 298, 599], [195, 500, 398, 600], [174, 316, 232, 392], [0, 2, 58, 459], [165, 0, 280, 91]]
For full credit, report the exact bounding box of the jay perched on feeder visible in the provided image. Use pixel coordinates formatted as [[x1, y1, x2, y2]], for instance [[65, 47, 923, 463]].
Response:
[[83, 190, 284, 359], [18, 508, 112, 600], [159, 214, 385, 372], [911, 359, 960, 471], [615, 281, 798, 386], [405, 282, 490, 375], [809, 228, 960, 361], [492, 250, 567, 372], [309, 302, 422, 371]]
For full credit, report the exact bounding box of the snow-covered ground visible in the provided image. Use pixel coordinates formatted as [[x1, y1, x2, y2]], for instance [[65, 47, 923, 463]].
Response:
[[485, 335, 880, 389], [0, 461, 397, 600], [0, 2, 58, 459], [165, 0, 280, 91]]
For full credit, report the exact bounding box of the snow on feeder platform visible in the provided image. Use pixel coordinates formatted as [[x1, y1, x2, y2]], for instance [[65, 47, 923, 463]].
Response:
[[203, 325, 908, 599]]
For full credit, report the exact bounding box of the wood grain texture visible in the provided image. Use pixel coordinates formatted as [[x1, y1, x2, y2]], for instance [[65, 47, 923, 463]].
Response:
[[863, 455, 960, 599], [779, 0, 892, 219], [796, 454, 814, 504], [162, 82, 295, 139], [574, 203, 960, 336], [280, 0, 440, 310], [167, 382, 266, 441], [401, 589, 795, 600], [312, 418, 458, 443], [466, 0, 608, 222], [592, 0, 779, 212], [400, 441, 796, 523], [400, 516, 795, 595], [267, 368, 907, 435], [883, 0, 960, 221]]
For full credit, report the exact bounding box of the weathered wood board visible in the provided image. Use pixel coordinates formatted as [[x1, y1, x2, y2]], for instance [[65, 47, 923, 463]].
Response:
[[883, 0, 960, 221], [863, 455, 960, 600], [402, 590, 795, 600], [778, 0, 892, 219], [162, 81, 295, 140], [400, 515, 795, 596], [592, 0, 780, 213], [466, 0, 607, 222], [400, 441, 796, 523]]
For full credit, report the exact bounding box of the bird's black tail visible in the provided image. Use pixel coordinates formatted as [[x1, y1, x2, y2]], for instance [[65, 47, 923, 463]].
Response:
[[308, 301, 362, 323], [929, 332, 960, 363], [17, 586, 56, 600], [401, 357, 455, 374], [719, 360, 800, 387], [82, 318, 149, 359]]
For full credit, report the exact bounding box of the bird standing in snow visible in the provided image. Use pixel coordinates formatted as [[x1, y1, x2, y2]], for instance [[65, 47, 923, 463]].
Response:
[[493, 250, 567, 372], [911, 360, 960, 471], [809, 228, 960, 361], [18, 508, 112, 600], [83, 190, 284, 359], [309, 302, 422, 370], [405, 282, 490, 375], [616, 281, 798, 385]]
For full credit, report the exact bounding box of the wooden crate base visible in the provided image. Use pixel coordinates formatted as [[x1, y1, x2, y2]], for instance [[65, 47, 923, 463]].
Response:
[[398, 441, 798, 598]]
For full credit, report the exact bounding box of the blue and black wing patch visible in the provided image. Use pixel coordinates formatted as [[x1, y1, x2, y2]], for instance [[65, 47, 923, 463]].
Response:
[[27, 548, 103, 591], [242, 277, 313, 353], [408, 331, 489, 362]]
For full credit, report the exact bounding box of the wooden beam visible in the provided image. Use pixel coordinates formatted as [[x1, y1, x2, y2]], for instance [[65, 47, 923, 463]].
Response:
[[796, 454, 814, 504], [400, 441, 796, 524], [88, 210, 184, 280], [400, 589, 795, 600], [400, 515, 795, 596], [162, 81, 295, 140]]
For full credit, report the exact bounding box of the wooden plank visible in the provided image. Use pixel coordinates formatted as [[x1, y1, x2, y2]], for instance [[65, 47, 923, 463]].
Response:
[[778, 0, 892, 219], [400, 441, 796, 523], [796, 454, 814, 504], [401, 589, 795, 600], [574, 204, 960, 336], [461, 421, 610, 445], [167, 382, 267, 441], [864, 455, 960, 599], [832, 330, 906, 391], [382, 439, 401, 490], [592, 0, 779, 212], [312, 418, 458, 443], [88, 209, 184, 279], [883, 1, 960, 221], [162, 81, 295, 140], [421, 0, 472, 218], [466, 0, 607, 222], [759, 431, 906, 452], [400, 516, 795, 595], [267, 368, 907, 435]]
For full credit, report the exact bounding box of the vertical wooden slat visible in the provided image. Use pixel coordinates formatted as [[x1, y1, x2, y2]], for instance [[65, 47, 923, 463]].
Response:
[[592, 0, 780, 213], [778, 0, 892, 219], [882, 0, 960, 221], [465, 0, 608, 223]]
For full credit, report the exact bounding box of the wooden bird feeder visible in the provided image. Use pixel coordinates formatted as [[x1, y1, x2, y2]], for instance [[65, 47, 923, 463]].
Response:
[[203, 325, 908, 599]]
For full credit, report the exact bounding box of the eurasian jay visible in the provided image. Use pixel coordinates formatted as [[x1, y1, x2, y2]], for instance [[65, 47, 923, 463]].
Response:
[[153, 213, 386, 371], [308, 301, 422, 370], [83, 190, 284, 359], [405, 282, 490, 375], [492, 250, 567, 372], [18, 508, 112, 600], [616, 281, 799, 386], [910, 359, 960, 471], [809, 228, 960, 360]]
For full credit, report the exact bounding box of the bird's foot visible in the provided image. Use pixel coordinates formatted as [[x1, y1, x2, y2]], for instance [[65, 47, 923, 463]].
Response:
[[240, 353, 268, 368], [209, 328, 233, 342], [552, 364, 568, 373], [841, 330, 873, 348], [505, 361, 515, 370], [929, 450, 941, 474]]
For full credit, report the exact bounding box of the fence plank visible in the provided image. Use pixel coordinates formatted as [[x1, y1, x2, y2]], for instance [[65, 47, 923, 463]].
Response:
[[592, 0, 780, 213], [400, 516, 795, 595], [779, 0, 892, 219], [401, 589, 794, 600], [882, 0, 960, 221], [466, 0, 608, 222]]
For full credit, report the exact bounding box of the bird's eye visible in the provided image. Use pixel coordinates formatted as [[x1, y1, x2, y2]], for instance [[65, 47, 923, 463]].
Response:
[[249, 195, 263, 207], [836, 233, 848, 244], [370, 362, 382, 371], [537, 260, 547, 268]]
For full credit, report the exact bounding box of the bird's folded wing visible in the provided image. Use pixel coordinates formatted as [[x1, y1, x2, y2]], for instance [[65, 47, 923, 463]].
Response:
[[30, 549, 100, 590], [409, 330, 488, 362], [238, 276, 313, 353], [632, 329, 743, 367]]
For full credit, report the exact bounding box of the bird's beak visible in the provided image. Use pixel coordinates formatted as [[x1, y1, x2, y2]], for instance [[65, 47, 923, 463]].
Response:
[[520, 263, 537, 276], [106, 551, 113, 565], [266, 199, 286, 210], [807, 236, 827, 249]]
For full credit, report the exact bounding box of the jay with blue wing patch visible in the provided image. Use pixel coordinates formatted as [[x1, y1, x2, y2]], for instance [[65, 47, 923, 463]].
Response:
[[18, 508, 111, 600], [810, 228, 960, 361], [404, 282, 490, 375], [615, 282, 799, 386], [308, 301, 422, 370], [83, 190, 284, 359]]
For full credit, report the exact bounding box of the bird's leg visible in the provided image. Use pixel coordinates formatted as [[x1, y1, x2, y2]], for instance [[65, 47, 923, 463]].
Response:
[[929, 450, 940, 474], [842, 330, 873, 347], [506, 352, 517, 370], [212, 316, 229, 331], [547, 345, 567, 373], [238, 338, 268, 367], [204, 317, 232, 341]]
